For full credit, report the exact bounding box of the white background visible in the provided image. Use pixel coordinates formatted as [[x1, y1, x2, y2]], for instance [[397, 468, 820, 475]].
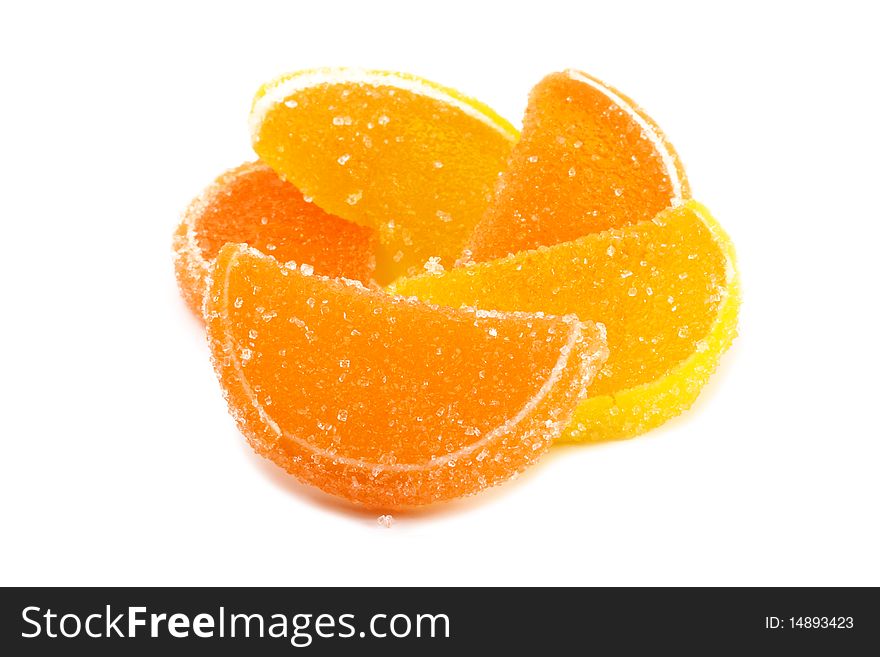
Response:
[[1, 1, 878, 586]]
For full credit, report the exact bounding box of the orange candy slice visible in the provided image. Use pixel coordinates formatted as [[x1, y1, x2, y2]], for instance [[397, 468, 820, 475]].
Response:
[[392, 201, 739, 442], [205, 244, 608, 507], [249, 68, 518, 283], [172, 161, 376, 316], [465, 70, 689, 262]]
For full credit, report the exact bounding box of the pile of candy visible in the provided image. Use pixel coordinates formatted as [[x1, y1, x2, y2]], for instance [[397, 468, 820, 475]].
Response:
[[173, 68, 739, 509]]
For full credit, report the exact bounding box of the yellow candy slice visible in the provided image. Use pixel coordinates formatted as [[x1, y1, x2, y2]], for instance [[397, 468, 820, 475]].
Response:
[[392, 200, 740, 442], [250, 68, 517, 283]]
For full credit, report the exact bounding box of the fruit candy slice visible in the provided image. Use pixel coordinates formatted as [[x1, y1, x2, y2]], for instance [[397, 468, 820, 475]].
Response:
[[172, 161, 376, 317], [393, 201, 739, 442], [249, 68, 518, 283], [205, 244, 608, 508], [465, 70, 689, 262]]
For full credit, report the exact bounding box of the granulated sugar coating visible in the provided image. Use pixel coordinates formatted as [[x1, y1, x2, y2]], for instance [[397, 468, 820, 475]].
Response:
[[464, 70, 689, 262], [392, 201, 739, 442], [249, 68, 518, 283], [205, 244, 608, 508], [173, 66, 741, 509], [173, 161, 376, 317]]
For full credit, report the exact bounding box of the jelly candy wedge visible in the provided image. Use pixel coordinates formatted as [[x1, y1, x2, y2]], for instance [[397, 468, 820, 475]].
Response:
[[249, 68, 518, 283], [205, 244, 608, 508], [392, 201, 739, 442], [465, 70, 689, 262], [172, 161, 377, 317]]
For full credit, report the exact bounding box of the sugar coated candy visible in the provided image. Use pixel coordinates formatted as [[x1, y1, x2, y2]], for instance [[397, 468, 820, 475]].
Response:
[[173, 161, 377, 317], [205, 244, 608, 507], [393, 201, 739, 442], [249, 68, 518, 283], [464, 70, 689, 262], [173, 66, 740, 509]]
